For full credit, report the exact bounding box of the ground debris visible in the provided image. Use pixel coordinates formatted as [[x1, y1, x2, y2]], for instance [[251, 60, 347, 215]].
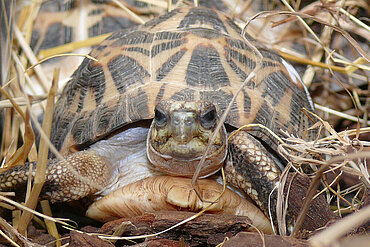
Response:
[[223, 232, 310, 247], [99, 211, 251, 246], [69, 230, 114, 247], [286, 173, 339, 237], [131, 238, 187, 247]]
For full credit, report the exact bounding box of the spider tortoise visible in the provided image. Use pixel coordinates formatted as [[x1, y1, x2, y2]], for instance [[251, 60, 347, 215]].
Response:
[[1, 6, 316, 233]]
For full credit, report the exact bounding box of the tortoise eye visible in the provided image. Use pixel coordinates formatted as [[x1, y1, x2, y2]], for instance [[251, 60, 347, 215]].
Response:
[[200, 107, 217, 129], [154, 108, 167, 127]]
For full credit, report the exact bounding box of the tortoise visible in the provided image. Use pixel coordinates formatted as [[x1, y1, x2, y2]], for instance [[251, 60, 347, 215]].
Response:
[[1, 6, 316, 233]]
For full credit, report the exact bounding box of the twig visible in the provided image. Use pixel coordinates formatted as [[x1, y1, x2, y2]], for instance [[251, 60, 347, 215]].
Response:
[[111, 0, 145, 24], [278, 50, 347, 74], [40, 200, 61, 247], [339, 8, 370, 33], [13, 25, 48, 93], [17, 69, 58, 235], [315, 104, 370, 125], [38, 34, 110, 59]]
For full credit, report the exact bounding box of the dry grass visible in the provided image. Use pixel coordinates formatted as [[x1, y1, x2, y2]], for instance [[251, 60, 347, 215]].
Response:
[[0, 0, 369, 246]]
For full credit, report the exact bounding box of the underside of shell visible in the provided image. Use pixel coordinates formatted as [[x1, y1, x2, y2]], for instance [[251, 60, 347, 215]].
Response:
[[86, 176, 273, 234]]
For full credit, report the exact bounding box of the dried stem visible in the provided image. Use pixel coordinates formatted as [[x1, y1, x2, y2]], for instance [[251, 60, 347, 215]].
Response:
[[17, 69, 58, 235]]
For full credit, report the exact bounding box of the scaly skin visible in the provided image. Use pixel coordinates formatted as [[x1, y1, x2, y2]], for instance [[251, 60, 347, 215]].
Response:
[[0, 151, 112, 202], [226, 130, 283, 226]]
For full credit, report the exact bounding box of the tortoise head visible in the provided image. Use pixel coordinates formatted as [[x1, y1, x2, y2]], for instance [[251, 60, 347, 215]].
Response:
[[147, 100, 228, 178]]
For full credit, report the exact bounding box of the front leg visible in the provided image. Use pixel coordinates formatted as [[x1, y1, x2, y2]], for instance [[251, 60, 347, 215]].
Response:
[[0, 151, 112, 202], [225, 130, 283, 222]]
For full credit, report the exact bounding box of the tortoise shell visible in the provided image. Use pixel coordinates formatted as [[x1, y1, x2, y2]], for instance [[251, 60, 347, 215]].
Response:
[[51, 6, 315, 156]]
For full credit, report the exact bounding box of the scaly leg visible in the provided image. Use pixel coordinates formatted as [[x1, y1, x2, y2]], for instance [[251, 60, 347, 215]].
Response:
[[0, 151, 112, 202], [225, 130, 283, 223]]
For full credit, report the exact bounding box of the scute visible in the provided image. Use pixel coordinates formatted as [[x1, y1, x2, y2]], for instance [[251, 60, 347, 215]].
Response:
[[51, 6, 315, 156], [177, 7, 228, 33], [186, 44, 230, 89]]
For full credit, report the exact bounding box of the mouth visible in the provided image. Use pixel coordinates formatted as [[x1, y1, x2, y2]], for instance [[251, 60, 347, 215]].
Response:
[[167, 138, 210, 160], [147, 126, 228, 178]]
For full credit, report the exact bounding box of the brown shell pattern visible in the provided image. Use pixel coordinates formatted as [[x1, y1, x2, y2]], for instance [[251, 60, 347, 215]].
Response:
[[51, 7, 316, 155]]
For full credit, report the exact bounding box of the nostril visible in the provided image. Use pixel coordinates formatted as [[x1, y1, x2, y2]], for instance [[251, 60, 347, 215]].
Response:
[[173, 117, 180, 125]]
